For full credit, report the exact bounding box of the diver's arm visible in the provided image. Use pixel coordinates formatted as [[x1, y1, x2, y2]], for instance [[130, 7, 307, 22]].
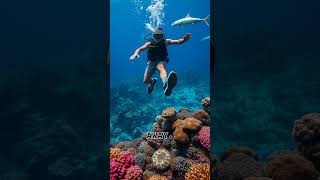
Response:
[[166, 33, 192, 45], [130, 42, 151, 60]]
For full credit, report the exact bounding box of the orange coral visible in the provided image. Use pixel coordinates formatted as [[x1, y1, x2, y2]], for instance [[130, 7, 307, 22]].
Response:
[[172, 118, 202, 144], [149, 174, 168, 180], [185, 163, 210, 180], [162, 107, 177, 120], [110, 148, 121, 159]]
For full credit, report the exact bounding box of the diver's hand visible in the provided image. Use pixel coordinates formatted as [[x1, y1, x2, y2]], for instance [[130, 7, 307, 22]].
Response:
[[129, 54, 140, 60], [183, 33, 192, 41]]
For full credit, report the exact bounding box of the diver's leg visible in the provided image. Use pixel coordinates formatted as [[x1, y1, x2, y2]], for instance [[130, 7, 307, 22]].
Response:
[[156, 63, 167, 84], [144, 61, 157, 93]]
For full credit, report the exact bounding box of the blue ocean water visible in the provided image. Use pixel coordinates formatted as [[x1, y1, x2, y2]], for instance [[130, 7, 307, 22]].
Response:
[[110, 0, 210, 143]]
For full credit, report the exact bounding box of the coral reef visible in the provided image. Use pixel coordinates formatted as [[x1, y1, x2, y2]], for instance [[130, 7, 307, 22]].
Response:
[[124, 165, 143, 180], [110, 97, 211, 179]]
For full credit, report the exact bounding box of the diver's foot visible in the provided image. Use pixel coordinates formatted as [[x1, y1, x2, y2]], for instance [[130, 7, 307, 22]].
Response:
[[147, 78, 157, 94], [163, 71, 177, 96]]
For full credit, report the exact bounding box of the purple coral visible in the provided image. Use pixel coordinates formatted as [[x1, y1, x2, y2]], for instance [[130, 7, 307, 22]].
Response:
[[197, 126, 210, 151]]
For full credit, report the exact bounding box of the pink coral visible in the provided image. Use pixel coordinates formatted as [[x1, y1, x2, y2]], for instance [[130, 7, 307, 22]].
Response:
[[197, 126, 210, 151], [110, 151, 136, 179], [124, 165, 143, 180], [110, 159, 127, 180]]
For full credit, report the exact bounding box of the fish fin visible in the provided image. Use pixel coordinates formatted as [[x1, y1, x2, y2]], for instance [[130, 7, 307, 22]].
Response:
[[204, 15, 210, 26], [186, 13, 191, 17]]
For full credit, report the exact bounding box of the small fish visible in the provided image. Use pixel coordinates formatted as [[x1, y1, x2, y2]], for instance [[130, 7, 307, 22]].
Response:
[[200, 35, 210, 42], [171, 14, 210, 27]]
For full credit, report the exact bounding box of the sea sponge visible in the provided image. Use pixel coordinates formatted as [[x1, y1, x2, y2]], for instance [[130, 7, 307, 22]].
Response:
[[265, 151, 319, 180], [134, 153, 145, 169], [292, 113, 320, 145], [173, 156, 191, 172], [221, 146, 258, 162], [193, 110, 210, 126], [149, 174, 168, 180], [201, 97, 210, 114], [119, 151, 135, 167], [177, 108, 193, 120], [110, 148, 121, 159], [152, 149, 171, 171], [197, 126, 210, 151], [215, 153, 264, 179], [162, 107, 177, 120], [124, 165, 143, 180], [172, 118, 202, 144], [185, 163, 210, 180]]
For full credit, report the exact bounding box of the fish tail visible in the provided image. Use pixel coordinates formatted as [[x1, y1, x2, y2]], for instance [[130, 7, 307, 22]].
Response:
[[204, 15, 210, 26]]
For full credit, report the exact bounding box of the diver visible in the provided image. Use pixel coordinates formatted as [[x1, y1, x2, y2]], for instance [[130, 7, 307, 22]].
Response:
[[129, 27, 192, 96]]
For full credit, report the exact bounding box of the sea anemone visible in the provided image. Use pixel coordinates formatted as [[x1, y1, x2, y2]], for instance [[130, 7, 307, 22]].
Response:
[[197, 126, 210, 151], [185, 163, 210, 180], [134, 153, 145, 169], [193, 110, 210, 126], [124, 165, 143, 180], [173, 156, 191, 172], [152, 148, 171, 171]]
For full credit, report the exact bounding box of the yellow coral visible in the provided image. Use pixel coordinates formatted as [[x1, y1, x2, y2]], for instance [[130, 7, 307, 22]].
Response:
[[110, 148, 121, 159], [149, 174, 168, 180], [185, 163, 210, 180]]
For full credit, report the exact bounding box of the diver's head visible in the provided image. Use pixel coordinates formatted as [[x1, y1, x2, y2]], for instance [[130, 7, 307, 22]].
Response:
[[153, 27, 164, 40]]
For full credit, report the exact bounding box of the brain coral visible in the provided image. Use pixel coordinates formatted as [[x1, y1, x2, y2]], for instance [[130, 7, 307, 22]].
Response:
[[173, 156, 191, 172], [197, 126, 210, 151], [193, 110, 210, 126], [185, 163, 210, 180], [152, 148, 171, 171], [265, 152, 319, 180], [177, 108, 193, 120], [110, 148, 121, 159], [134, 153, 145, 169], [201, 97, 210, 114], [124, 165, 143, 180], [292, 113, 320, 145]]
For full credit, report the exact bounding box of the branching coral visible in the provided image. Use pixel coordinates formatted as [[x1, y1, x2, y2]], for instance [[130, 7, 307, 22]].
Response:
[[185, 163, 210, 180], [124, 165, 143, 180], [197, 126, 210, 151], [152, 149, 171, 171]]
